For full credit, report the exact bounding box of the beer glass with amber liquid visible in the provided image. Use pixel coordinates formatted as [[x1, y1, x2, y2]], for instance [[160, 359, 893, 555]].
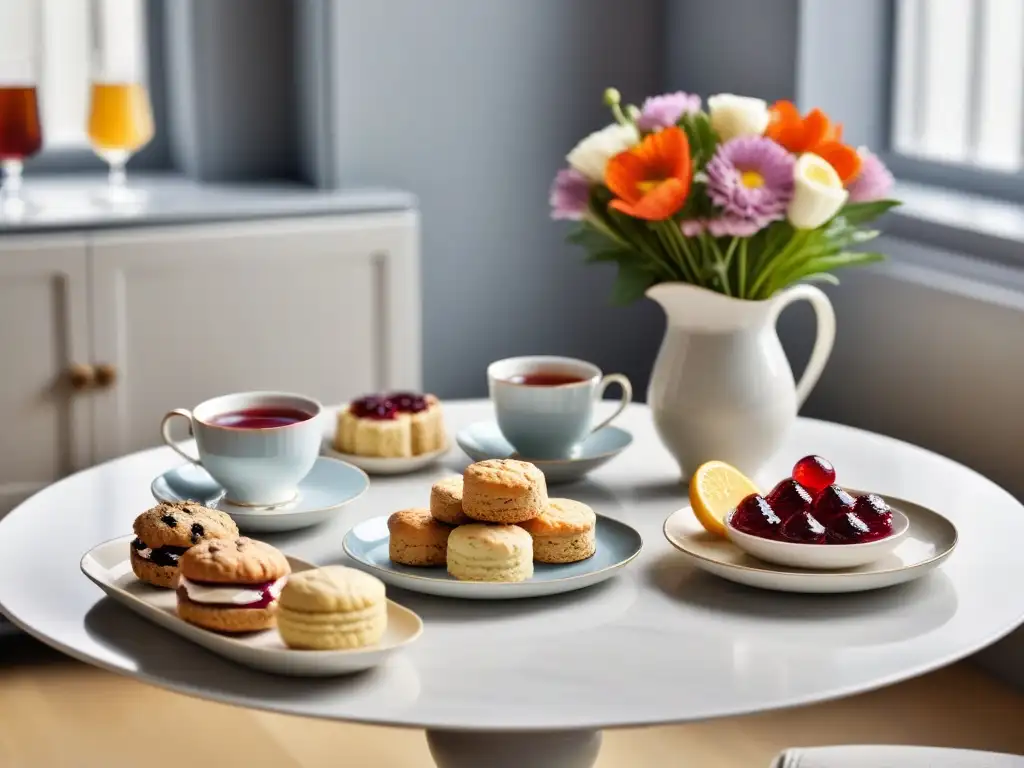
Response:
[[0, 1, 42, 217], [88, 0, 153, 202]]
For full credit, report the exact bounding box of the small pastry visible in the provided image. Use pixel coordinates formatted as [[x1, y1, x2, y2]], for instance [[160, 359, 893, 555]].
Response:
[[334, 392, 445, 458], [462, 459, 547, 524], [429, 476, 471, 525], [175, 538, 290, 633], [277, 566, 387, 650], [519, 499, 597, 564], [130, 502, 238, 588], [446, 524, 533, 582], [387, 508, 451, 566]]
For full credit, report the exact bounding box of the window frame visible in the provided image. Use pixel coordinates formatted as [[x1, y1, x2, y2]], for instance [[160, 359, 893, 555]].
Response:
[[24, 0, 171, 174], [878, 0, 1024, 204]]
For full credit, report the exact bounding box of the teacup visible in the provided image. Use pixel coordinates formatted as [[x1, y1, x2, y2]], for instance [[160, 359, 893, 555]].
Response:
[[160, 391, 323, 507], [488, 356, 632, 459]]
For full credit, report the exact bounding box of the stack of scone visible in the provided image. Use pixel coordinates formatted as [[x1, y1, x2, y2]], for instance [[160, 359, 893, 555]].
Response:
[[387, 458, 598, 583]]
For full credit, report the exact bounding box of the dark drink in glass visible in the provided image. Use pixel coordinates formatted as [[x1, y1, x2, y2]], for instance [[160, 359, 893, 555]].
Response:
[[0, 86, 42, 160]]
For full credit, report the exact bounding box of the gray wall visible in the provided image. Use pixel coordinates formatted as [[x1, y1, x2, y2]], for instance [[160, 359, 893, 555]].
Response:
[[324, 0, 665, 398]]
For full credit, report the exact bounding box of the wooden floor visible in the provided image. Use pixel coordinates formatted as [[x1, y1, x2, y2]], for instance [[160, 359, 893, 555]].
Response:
[[1, 636, 1022, 767]]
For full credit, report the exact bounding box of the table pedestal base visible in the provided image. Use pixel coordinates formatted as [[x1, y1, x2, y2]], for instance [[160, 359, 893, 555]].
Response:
[[426, 729, 602, 768]]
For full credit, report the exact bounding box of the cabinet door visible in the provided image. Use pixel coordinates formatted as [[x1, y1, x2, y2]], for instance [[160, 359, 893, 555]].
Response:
[[89, 212, 420, 461], [0, 237, 91, 517]]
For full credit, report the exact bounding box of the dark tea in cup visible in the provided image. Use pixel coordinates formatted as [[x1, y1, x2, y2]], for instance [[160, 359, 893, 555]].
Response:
[[208, 407, 313, 429], [507, 373, 587, 387]]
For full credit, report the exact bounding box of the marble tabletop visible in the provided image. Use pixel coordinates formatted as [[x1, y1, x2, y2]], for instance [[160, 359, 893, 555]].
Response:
[[1, 401, 1022, 737]]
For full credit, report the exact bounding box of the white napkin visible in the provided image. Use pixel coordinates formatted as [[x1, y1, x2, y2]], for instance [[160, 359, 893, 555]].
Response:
[[774, 746, 1024, 768]]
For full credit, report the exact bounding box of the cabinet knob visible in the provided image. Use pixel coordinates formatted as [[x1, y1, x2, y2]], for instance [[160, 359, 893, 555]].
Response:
[[95, 363, 118, 388], [67, 364, 95, 390]]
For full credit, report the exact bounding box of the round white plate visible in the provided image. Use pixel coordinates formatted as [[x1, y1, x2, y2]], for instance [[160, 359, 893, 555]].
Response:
[[343, 513, 643, 599], [663, 492, 957, 594], [151, 457, 369, 533], [321, 406, 450, 475], [81, 536, 423, 677], [455, 421, 632, 484]]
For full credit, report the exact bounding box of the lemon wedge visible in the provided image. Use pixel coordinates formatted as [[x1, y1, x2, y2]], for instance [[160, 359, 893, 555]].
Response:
[[689, 461, 760, 537]]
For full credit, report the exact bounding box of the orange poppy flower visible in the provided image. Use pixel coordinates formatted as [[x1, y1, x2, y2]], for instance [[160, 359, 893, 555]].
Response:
[[766, 101, 862, 183], [605, 126, 691, 221]]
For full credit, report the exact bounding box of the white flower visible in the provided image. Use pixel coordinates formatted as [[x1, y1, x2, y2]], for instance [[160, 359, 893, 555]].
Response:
[[566, 123, 639, 183], [707, 94, 770, 142], [787, 153, 848, 229]]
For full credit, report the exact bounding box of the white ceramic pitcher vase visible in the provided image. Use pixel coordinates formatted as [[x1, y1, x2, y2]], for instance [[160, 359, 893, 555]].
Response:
[[646, 282, 836, 480]]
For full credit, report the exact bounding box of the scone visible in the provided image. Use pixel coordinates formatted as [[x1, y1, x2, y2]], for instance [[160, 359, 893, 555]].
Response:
[[277, 566, 387, 650], [130, 502, 239, 588], [176, 537, 290, 633], [334, 392, 445, 458], [430, 476, 471, 525], [519, 498, 597, 564], [388, 508, 451, 566], [462, 459, 548, 524], [447, 524, 533, 582]]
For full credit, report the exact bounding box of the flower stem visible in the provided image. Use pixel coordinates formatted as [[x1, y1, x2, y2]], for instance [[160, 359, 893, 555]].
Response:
[[738, 239, 749, 299], [670, 226, 704, 288], [749, 230, 809, 298], [652, 222, 693, 282], [704, 234, 732, 296]]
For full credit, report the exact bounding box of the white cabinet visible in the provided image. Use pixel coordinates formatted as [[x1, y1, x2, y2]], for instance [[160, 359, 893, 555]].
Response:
[[0, 211, 420, 509], [0, 236, 92, 517]]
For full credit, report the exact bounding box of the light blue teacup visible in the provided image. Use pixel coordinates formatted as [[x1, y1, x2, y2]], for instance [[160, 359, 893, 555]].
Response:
[[488, 356, 632, 459], [160, 391, 323, 507]]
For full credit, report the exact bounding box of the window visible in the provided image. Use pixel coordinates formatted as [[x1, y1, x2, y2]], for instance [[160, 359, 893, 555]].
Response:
[[893, 0, 1024, 174]]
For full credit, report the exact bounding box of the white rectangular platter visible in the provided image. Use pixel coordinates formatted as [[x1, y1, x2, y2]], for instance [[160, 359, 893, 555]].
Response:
[[81, 536, 422, 677]]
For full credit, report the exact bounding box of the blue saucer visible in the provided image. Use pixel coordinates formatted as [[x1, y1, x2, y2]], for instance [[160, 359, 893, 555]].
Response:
[[455, 421, 632, 484], [344, 512, 642, 599], [151, 457, 369, 533]]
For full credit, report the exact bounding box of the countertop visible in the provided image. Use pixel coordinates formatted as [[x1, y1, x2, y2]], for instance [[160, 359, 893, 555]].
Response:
[[0, 174, 416, 234]]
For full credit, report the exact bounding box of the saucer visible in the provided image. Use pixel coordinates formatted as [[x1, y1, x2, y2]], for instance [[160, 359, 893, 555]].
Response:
[[663, 492, 957, 594], [151, 457, 369, 533], [343, 513, 643, 599], [455, 421, 632, 484]]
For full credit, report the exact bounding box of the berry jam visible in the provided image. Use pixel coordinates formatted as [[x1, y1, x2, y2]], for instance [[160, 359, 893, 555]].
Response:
[[131, 538, 188, 567], [811, 484, 856, 525], [852, 494, 893, 537], [350, 395, 398, 420], [826, 511, 877, 544], [764, 479, 812, 522], [730, 494, 782, 539], [179, 579, 280, 609], [792, 455, 836, 495], [780, 511, 827, 544], [389, 392, 428, 413]]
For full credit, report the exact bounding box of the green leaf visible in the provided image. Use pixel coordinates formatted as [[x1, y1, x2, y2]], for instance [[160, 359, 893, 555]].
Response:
[[567, 222, 622, 252], [678, 112, 720, 169], [801, 273, 840, 285], [781, 251, 886, 287], [610, 262, 656, 305], [836, 199, 901, 226]]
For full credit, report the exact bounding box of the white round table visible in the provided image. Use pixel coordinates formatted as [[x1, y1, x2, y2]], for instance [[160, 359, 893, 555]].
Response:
[[2, 401, 1023, 768]]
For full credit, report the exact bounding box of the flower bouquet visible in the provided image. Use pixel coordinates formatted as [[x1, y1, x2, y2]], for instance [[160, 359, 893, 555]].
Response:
[[551, 89, 899, 303]]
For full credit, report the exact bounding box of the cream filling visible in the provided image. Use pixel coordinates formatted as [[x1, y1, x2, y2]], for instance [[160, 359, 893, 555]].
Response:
[[135, 547, 154, 560], [180, 576, 286, 606]]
